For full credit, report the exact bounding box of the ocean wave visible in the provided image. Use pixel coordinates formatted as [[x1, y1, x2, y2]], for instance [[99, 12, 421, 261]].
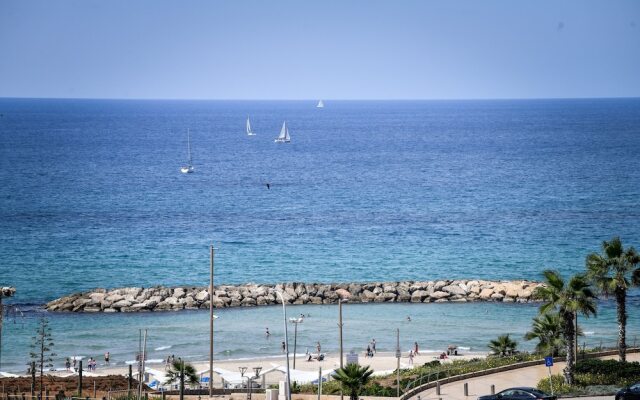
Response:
[[155, 345, 172, 351], [583, 331, 595, 336]]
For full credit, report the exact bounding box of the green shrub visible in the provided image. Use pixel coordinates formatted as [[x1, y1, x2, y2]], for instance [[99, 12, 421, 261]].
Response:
[[537, 374, 574, 395], [575, 359, 640, 386]]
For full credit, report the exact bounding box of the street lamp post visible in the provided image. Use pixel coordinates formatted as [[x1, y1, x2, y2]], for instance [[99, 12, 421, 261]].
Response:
[[239, 367, 248, 400], [289, 317, 303, 369], [275, 291, 292, 400], [337, 297, 349, 400], [252, 367, 262, 400]]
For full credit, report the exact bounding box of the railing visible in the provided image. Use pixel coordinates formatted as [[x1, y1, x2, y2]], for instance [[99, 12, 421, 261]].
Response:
[[400, 345, 640, 400]]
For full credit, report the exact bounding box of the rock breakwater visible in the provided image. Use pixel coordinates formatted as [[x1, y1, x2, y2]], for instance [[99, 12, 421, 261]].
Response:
[[45, 280, 543, 313]]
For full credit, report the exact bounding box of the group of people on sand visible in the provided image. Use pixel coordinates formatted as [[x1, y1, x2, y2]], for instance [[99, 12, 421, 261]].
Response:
[[165, 354, 177, 369], [365, 338, 377, 357], [306, 341, 324, 361], [62, 352, 108, 372]]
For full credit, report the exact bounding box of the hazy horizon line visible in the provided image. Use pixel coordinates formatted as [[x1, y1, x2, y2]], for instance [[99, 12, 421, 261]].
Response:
[[1, 95, 639, 102]]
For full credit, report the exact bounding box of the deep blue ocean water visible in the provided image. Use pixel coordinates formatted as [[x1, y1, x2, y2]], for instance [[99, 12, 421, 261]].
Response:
[[1, 98, 639, 372]]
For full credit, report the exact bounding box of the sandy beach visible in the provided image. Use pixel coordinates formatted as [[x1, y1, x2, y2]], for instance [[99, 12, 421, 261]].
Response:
[[45, 350, 487, 387]]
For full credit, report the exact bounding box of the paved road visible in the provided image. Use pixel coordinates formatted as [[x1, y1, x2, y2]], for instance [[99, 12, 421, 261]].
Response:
[[406, 353, 639, 400]]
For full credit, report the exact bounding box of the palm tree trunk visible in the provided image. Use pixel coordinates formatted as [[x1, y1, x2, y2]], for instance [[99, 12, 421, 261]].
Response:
[[616, 287, 627, 362], [562, 311, 575, 385]]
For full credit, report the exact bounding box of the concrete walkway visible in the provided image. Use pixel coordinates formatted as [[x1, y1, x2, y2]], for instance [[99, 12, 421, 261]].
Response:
[[406, 353, 639, 400]]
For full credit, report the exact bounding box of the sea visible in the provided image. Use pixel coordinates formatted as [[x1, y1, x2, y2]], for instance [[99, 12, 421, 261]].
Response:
[[0, 98, 639, 373]]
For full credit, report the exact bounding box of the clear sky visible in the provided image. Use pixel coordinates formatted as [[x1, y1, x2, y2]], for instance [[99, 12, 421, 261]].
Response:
[[1, 0, 639, 100]]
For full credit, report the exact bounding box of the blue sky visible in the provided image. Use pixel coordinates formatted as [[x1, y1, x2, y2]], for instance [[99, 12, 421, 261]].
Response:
[[0, 0, 639, 99]]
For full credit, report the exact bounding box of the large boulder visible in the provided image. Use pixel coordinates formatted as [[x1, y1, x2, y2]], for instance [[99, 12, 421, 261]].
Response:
[[443, 285, 466, 296], [195, 290, 210, 302], [335, 288, 351, 300], [430, 291, 450, 300], [479, 288, 494, 300], [411, 290, 428, 302]]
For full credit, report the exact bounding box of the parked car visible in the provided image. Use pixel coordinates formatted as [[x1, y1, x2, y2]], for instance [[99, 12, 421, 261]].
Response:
[[616, 383, 640, 400], [478, 387, 556, 400]]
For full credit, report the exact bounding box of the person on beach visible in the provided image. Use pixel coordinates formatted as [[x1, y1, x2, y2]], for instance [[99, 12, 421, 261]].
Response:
[[73, 358, 77, 371], [316, 341, 321, 355], [104, 352, 110, 365], [65, 358, 71, 371], [371, 339, 377, 353], [281, 341, 286, 353], [409, 350, 414, 365], [265, 327, 270, 338], [365, 345, 372, 358], [414, 342, 419, 355]]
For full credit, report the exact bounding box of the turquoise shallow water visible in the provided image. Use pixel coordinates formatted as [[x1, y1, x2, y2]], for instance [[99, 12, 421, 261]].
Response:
[[1, 299, 639, 373], [0, 98, 639, 372]]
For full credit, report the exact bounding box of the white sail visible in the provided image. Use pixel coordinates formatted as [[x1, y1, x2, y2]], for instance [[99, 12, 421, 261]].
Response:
[[180, 128, 194, 173], [246, 117, 255, 136], [274, 121, 291, 143], [317, 100, 324, 108]]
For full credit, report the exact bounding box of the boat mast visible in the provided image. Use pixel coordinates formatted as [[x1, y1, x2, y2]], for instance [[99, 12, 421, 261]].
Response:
[[187, 128, 192, 166]]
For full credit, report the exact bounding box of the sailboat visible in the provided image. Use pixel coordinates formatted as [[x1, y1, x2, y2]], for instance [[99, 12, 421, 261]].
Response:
[[274, 121, 291, 143], [180, 128, 194, 174], [316, 100, 324, 108], [246, 116, 256, 136]]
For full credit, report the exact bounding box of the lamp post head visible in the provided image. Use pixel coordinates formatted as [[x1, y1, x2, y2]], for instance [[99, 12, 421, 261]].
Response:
[[239, 366, 247, 377], [253, 366, 262, 378]]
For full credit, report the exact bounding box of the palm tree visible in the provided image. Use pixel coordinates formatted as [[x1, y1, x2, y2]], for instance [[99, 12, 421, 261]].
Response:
[[586, 237, 640, 362], [166, 359, 199, 400], [535, 270, 597, 385], [488, 334, 517, 357], [332, 364, 374, 400], [524, 312, 567, 357]]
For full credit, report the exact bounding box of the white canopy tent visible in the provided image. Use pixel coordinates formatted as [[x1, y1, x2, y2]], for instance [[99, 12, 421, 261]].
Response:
[[196, 366, 280, 388], [145, 367, 170, 386], [270, 364, 335, 385]]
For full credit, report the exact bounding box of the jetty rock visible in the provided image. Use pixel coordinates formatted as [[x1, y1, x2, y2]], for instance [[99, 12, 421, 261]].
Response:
[[45, 280, 544, 313]]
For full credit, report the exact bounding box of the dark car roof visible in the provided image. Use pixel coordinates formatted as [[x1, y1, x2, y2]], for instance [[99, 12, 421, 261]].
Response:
[[502, 387, 550, 396]]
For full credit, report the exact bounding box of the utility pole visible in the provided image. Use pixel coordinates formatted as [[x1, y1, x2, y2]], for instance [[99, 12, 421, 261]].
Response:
[[139, 329, 147, 400], [209, 245, 215, 398], [396, 328, 401, 398], [338, 299, 345, 400], [318, 366, 322, 400]]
